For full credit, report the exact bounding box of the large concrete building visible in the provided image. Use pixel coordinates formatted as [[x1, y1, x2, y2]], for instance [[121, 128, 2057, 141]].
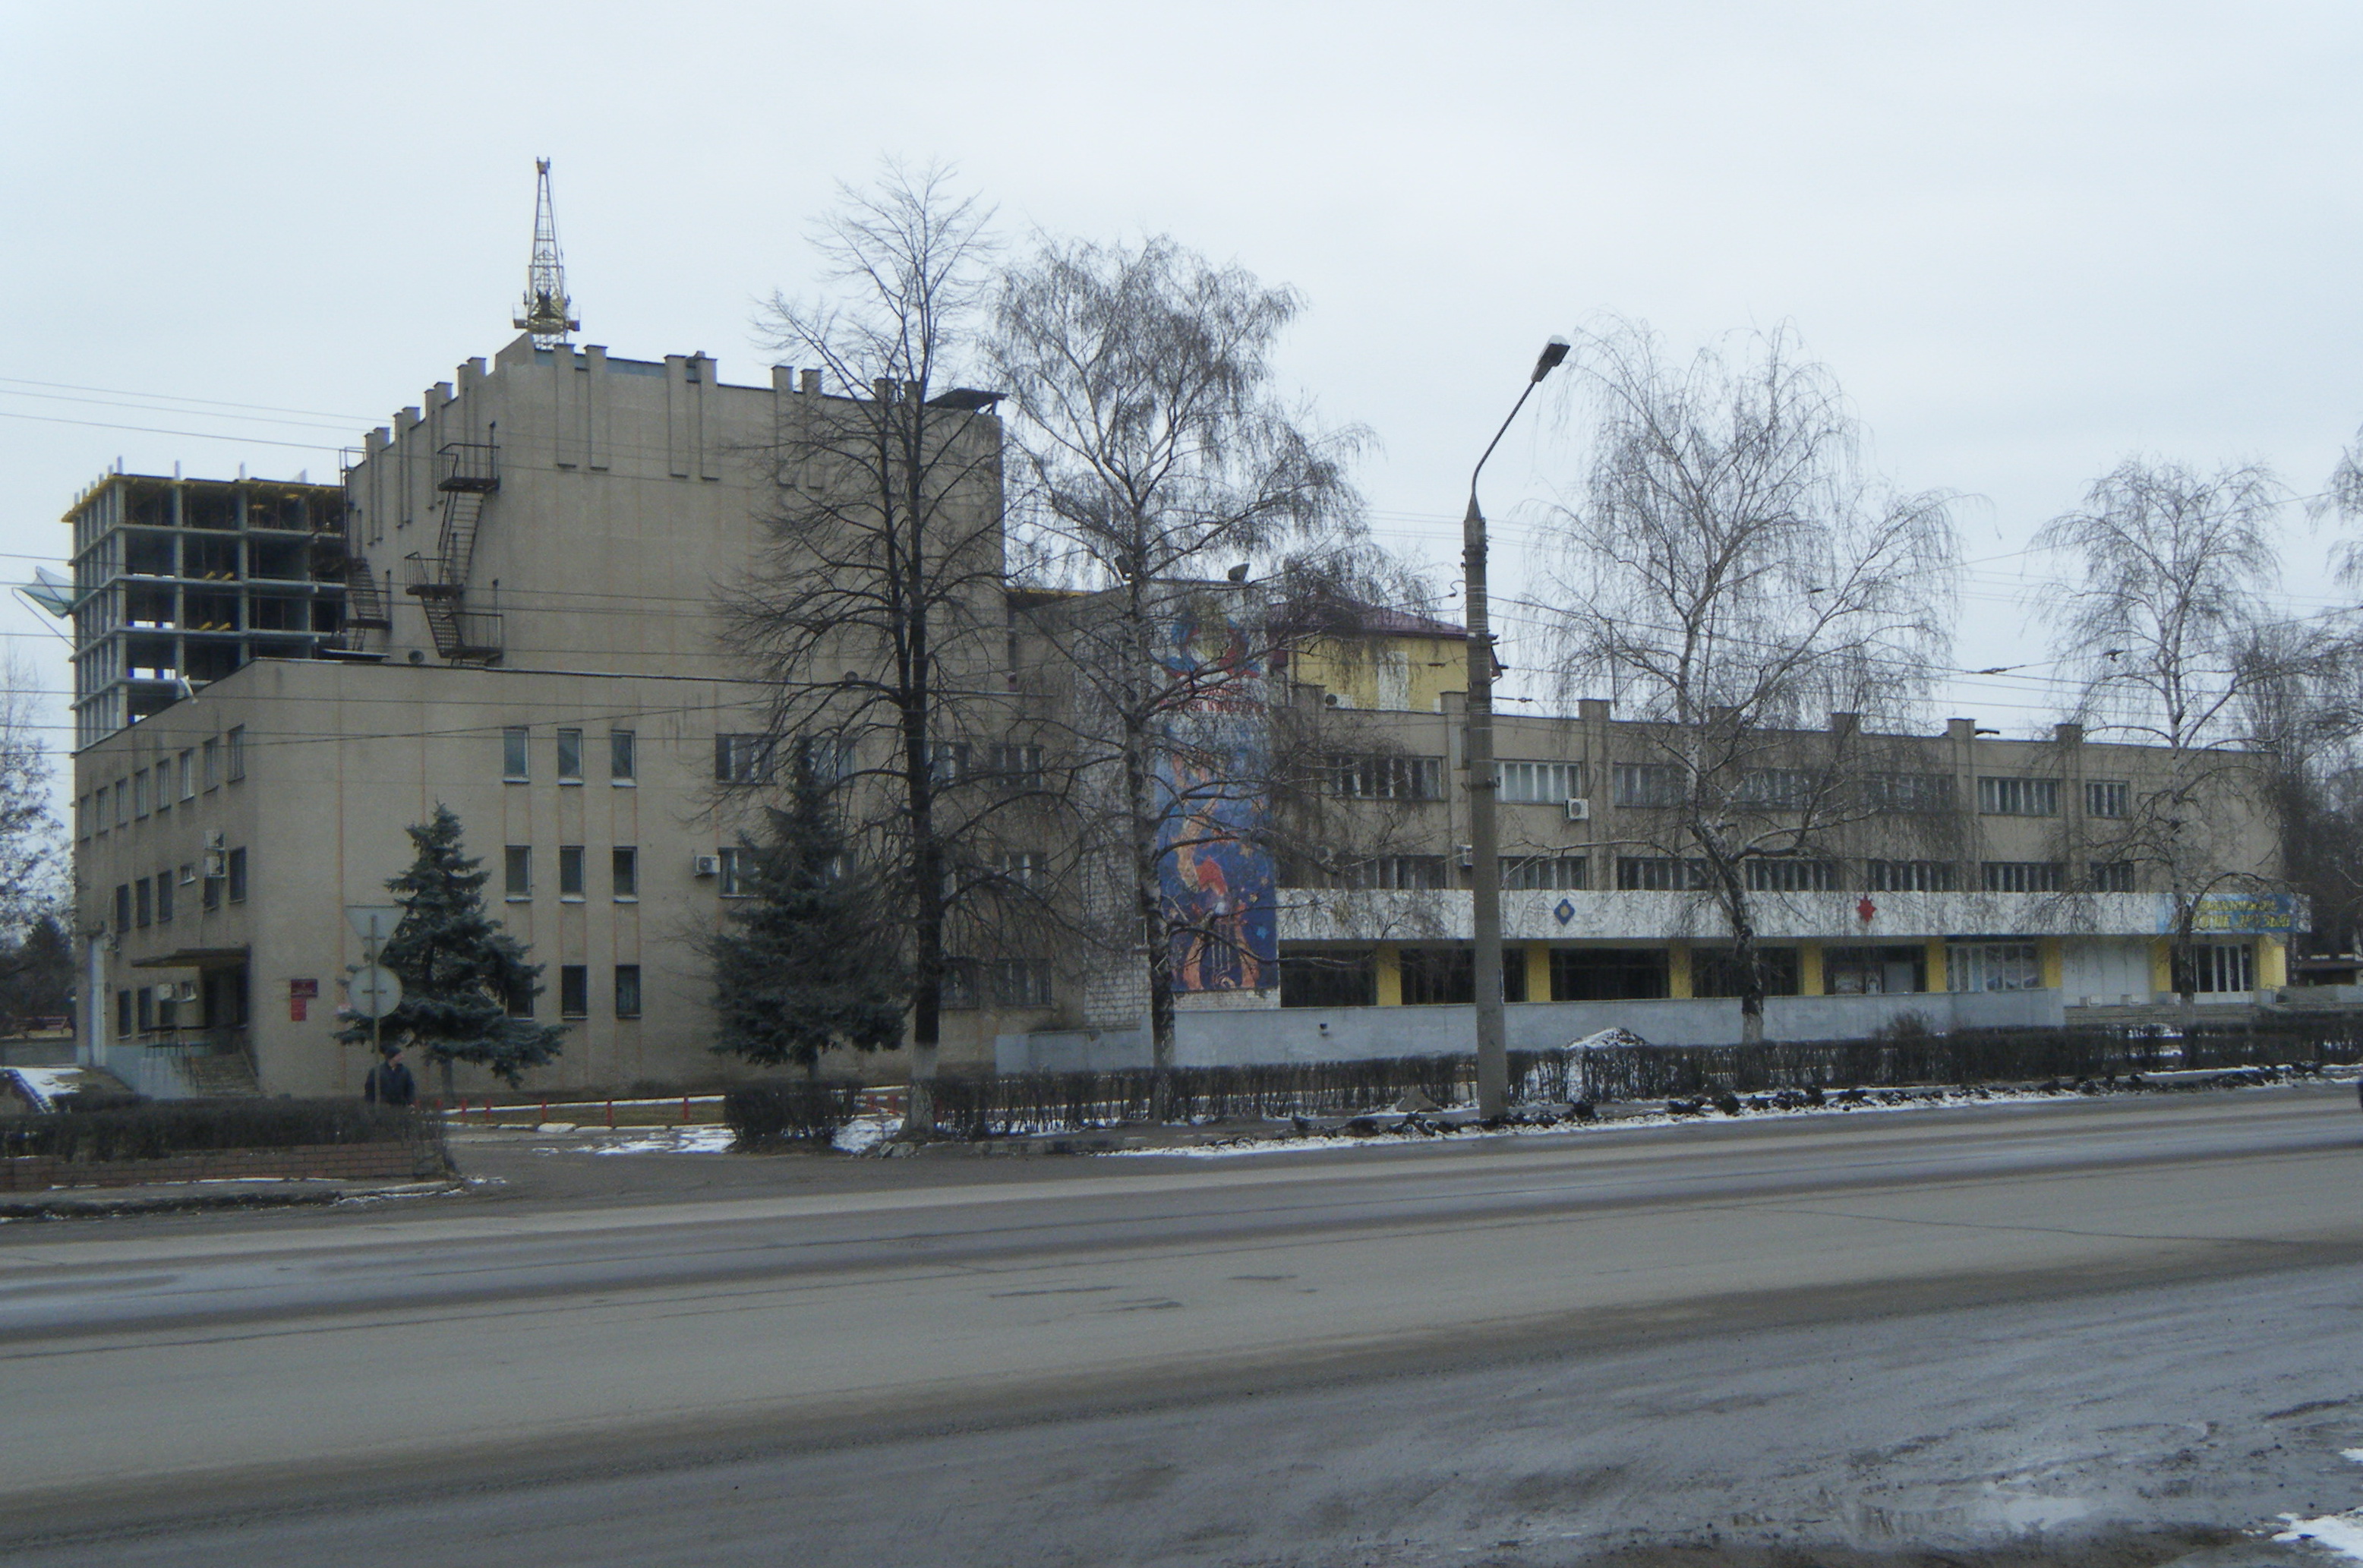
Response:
[[65, 333, 2294, 1098]]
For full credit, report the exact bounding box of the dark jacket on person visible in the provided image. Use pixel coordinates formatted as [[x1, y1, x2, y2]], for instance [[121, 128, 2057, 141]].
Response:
[[364, 1058, 416, 1106]]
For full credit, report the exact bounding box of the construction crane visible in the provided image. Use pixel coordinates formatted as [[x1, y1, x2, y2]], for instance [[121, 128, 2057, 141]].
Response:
[[513, 157, 579, 349]]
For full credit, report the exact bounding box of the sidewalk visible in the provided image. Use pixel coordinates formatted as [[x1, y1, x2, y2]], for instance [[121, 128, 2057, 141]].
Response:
[[0, 1176, 462, 1221]]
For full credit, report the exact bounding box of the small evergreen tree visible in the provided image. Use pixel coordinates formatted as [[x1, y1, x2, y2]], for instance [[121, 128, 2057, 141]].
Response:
[[341, 805, 564, 1088], [711, 761, 905, 1074]]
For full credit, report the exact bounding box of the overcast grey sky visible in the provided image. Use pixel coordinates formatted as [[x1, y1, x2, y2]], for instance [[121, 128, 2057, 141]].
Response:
[[6, 2, 2362, 747]]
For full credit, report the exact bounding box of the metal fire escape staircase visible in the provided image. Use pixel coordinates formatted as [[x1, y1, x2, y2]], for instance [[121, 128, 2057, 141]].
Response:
[[406, 440, 504, 662]]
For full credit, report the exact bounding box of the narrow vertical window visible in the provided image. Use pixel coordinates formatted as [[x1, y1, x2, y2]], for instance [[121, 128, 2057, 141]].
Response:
[[610, 729, 636, 783], [614, 964, 642, 1019], [226, 725, 246, 781], [560, 965, 588, 1018], [134, 878, 152, 929], [612, 847, 639, 900], [505, 845, 532, 900], [556, 728, 583, 783], [202, 737, 219, 790], [503, 726, 530, 782], [133, 770, 149, 819], [115, 885, 131, 933], [226, 847, 247, 903], [156, 871, 174, 924], [179, 749, 196, 801], [558, 845, 585, 899]]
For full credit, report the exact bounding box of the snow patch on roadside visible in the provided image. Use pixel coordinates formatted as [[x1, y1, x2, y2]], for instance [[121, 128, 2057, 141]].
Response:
[[834, 1114, 897, 1155], [2277, 1512, 2363, 1560], [567, 1125, 735, 1156]]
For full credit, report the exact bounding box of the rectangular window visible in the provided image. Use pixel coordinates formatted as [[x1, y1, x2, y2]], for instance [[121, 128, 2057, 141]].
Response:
[[202, 737, 219, 790], [987, 960, 1055, 1009], [114, 780, 127, 827], [2085, 780, 2128, 819], [503, 725, 530, 782], [506, 978, 535, 1019], [137, 987, 154, 1033], [1863, 773, 1954, 812], [1550, 947, 1669, 1002], [1279, 948, 1377, 1008], [1692, 946, 1802, 998], [800, 734, 857, 784], [718, 846, 751, 897], [609, 729, 636, 783], [614, 964, 642, 1019], [998, 850, 1049, 894], [2177, 942, 2256, 995], [1503, 854, 1587, 891], [178, 750, 195, 801], [2089, 860, 2137, 892], [1398, 947, 1475, 1005], [156, 871, 173, 925], [505, 845, 532, 900], [1616, 856, 1708, 891], [1736, 769, 1816, 809], [1496, 760, 1586, 805], [715, 734, 775, 784], [226, 847, 247, 904], [1611, 762, 1684, 809], [560, 964, 588, 1018], [133, 770, 149, 819], [134, 878, 152, 929], [74, 795, 87, 841], [1345, 855, 1450, 891], [1977, 776, 2059, 816], [1948, 941, 2042, 992], [1823, 944, 1926, 995], [932, 741, 972, 785], [1982, 860, 2065, 893], [612, 847, 639, 900], [1332, 754, 1444, 800], [1866, 860, 1958, 892], [556, 728, 583, 783], [202, 870, 222, 913], [1745, 858, 1839, 891], [558, 845, 585, 899], [940, 957, 980, 1010], [116, 989, 131, 1040], [986, 742, 1044, 791], [226, 725, 246, 781]]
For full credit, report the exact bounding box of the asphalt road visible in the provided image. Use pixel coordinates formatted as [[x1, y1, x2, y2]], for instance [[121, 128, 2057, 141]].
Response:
[[3, 1085, 2360, 1566]]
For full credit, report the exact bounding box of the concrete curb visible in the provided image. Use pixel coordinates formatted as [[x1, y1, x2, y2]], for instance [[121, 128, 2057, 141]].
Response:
[[0, 1178, 462, 1221]]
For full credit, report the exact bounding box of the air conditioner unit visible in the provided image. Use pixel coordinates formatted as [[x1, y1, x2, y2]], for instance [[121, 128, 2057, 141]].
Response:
[[201, 849, 226, 879], [1565, 798, 1591, 821], [692, 855, 721, 879], [1323, 692, 1349, 708], [1456, 844, 1473, 869], [204, 829, 226, 850]]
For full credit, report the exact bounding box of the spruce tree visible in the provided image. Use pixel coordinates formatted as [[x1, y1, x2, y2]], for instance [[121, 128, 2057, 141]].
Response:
[[341, 805, 565, 1087], [711, 760, 904, 1073]]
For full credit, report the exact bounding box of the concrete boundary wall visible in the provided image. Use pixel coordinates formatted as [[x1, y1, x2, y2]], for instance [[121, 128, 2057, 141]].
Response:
[[997, 989, 2068, 1073]]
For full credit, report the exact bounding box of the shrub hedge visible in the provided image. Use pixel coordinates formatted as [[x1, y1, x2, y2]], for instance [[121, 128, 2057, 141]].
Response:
[[0, 1099, 440, 1163], [722, 1081, 865, 1147]]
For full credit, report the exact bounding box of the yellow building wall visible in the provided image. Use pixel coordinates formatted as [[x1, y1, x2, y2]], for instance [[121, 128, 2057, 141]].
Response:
[[1525, 945, 1552, 1004], [1924, 937, 1948, 994], [2038, 939, 2064, 991], [2259, 937, 2287, 989], [1800, 942, 1825, 997], [1292, 634, 1465, 713], [1667, 943, 1693, 999], [1375, 945, 1402, 1006], [2150, 938, 2173, 995]]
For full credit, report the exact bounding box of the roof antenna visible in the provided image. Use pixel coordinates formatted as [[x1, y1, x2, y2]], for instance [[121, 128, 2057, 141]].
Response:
[[513, 157, 580, 349]]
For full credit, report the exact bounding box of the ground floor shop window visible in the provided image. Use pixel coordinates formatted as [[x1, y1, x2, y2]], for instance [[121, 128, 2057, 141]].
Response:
[[1691, 947, 1801, 998], [1822, 945, 1927, 995], [2175, 942, 2255, 995], [1948, 941, 2041, 992], [1396, 947, 1525, 1005], [1549, 948, 1669, 1002], [1280, 948, 1377, 1008]]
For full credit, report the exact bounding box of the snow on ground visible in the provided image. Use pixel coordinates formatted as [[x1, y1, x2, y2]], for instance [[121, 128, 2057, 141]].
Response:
[[2346, 1450, 2363, 1465], [833, 1114, 897, 1155], [2278, 1513, 2363, 1561], [4, 1065, 102, 1112], [551, 1125, 735, 1156]]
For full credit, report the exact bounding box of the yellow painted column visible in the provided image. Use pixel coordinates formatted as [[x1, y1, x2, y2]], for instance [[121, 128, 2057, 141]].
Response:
[[1375, 945, 1402, 1007], [2038, 938, 2064, 991], [2150, 937, 2174, 996], [1799, 942, 1825, 996], [1525, 945, 1553, 1005], [2259, 936, 2287, 989], [1924, 937, 1948, 994], [1667, 942, 1693, 999]]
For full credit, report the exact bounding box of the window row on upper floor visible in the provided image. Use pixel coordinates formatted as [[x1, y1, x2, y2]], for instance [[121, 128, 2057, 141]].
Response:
[[77, 727, 245, 841]]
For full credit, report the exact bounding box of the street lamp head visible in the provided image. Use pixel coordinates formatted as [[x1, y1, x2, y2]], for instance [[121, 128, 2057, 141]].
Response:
[[1532, 338, 1571, 383]]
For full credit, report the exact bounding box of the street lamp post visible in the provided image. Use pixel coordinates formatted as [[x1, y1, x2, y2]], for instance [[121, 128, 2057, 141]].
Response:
[[1465, 338, 1570, 1121]]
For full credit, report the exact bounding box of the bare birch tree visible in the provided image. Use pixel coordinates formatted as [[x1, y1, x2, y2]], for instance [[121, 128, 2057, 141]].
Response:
[[988, 235, 1399, 1071], [726, 166, 1024, 1134], [1544, 322, 1958, 1043], [2034, 458, 2296, 1008]]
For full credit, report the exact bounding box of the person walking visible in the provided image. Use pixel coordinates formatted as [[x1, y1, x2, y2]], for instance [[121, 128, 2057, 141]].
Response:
[[363, 1043, 416, 1107]]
